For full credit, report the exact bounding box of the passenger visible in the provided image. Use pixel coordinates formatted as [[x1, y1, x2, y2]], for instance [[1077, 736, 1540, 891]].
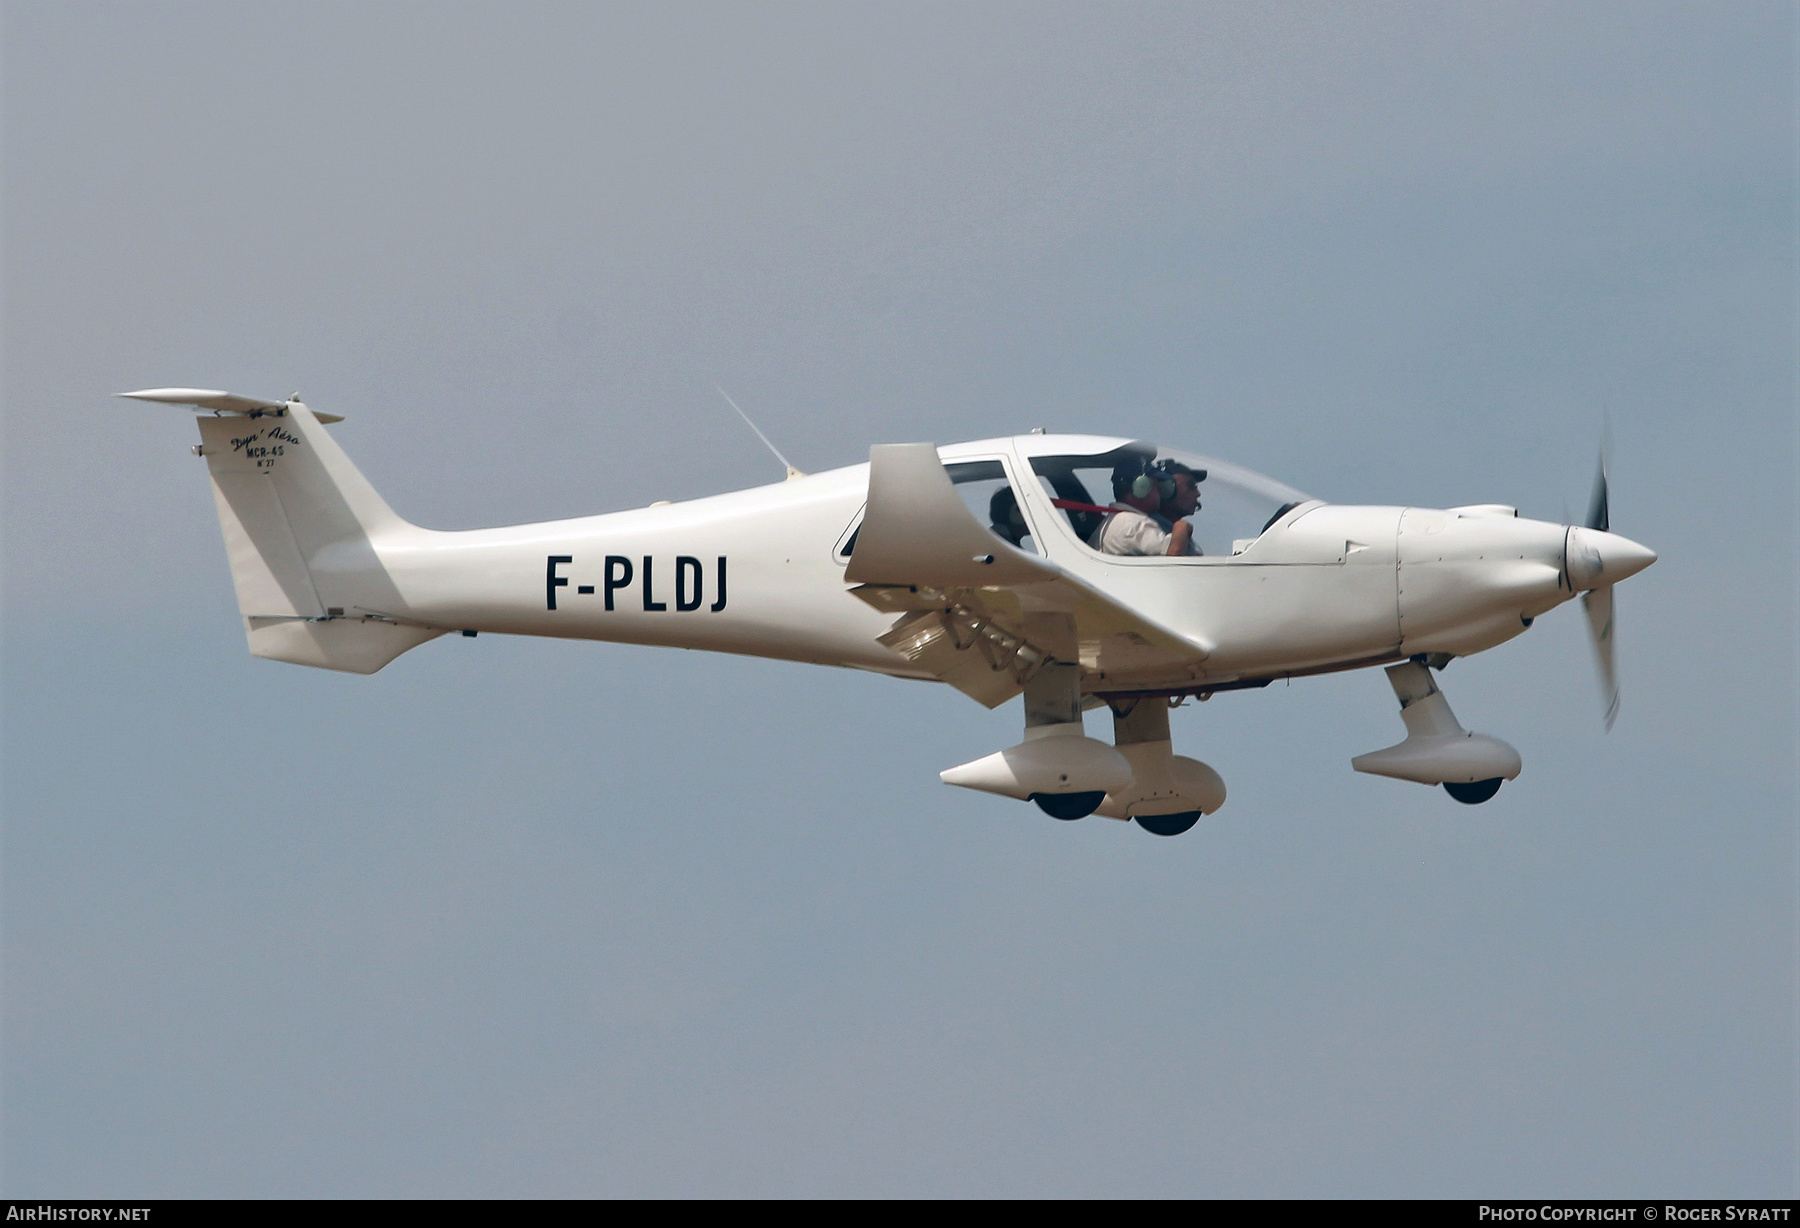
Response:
[[988, 486, 1030, 548], [1090, 457, 1200, 556]]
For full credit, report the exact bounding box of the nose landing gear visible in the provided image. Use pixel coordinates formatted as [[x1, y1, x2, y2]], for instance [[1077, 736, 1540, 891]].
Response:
[[1443, 777, 1504, 805], [1352, 660, 1520, 804]]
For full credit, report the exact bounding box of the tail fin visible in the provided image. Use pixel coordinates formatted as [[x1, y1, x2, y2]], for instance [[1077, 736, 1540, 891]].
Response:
[[125, 390, 444, 673]]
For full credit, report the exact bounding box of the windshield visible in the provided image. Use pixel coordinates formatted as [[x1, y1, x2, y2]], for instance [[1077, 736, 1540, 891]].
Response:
[[1028, 444, 1310, 557]]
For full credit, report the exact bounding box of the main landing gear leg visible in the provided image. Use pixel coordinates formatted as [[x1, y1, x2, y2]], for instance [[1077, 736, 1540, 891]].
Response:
[[1022, 660, 1105, 819], [937, 614, 1132, 818], [1097, 699, 1227, 836]]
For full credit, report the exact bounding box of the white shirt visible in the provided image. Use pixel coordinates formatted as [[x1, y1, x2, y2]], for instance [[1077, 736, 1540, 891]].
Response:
[[1090, 505, 1196, 556]]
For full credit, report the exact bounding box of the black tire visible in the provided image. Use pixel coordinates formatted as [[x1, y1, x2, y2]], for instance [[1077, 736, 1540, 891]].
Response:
[[1030, 791, 1105, 820], [1443, 777, 1503, 805], [1135, 810, 1202, 836]]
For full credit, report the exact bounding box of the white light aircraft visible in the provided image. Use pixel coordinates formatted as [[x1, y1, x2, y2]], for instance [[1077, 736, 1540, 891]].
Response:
[[127, 388, 1656, 836]]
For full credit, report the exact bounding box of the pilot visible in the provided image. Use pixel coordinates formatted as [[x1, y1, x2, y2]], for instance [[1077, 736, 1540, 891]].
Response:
[[1091, 457, 1203, 556], [1159, 459, 1205, 534]]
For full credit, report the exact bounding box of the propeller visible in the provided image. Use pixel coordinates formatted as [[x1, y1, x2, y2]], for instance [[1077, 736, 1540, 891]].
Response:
[[1579, 454, 1619, 730]]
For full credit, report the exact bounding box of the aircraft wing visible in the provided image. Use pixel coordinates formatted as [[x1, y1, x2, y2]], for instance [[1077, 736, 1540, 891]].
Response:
[[845, 443, 1210, 707]]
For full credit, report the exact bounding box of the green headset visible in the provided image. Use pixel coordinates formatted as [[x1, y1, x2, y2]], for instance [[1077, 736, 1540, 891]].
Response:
[[1113, 456, 1177, 502]]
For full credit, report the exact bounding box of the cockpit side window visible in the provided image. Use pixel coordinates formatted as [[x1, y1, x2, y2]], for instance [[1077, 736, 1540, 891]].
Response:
[[835, 457, 1042, 562], [1028, 446, 1154, 551], [1037, 471, 1109, 544], [945, 460, 1040, 555]]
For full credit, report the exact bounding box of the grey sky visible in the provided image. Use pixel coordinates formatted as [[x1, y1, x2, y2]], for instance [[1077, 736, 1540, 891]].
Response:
[[4, 1, 1793, 1196]]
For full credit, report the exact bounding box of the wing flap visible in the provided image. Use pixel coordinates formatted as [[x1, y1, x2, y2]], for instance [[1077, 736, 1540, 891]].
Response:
[[877, 611, 1031, 708]]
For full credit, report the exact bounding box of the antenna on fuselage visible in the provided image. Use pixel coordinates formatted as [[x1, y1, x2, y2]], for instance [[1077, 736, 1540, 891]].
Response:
[[714, 385, 804, 481]]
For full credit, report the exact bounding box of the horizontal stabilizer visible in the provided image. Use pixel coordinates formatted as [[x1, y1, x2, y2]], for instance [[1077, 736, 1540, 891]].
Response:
[[120, 388, 344, 423], [247, 616, 444, 675]]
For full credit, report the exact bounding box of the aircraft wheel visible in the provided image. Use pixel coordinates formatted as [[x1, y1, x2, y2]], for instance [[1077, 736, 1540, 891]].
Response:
[[1135, 810, 1202, 837], [1443, 778, 1503, 805], [1030, 791, 1104, 820]]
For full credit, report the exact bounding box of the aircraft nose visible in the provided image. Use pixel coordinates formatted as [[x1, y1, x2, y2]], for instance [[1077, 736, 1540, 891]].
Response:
[[1566, 527, 1657, 589], [1599, 532, 1657, 581]]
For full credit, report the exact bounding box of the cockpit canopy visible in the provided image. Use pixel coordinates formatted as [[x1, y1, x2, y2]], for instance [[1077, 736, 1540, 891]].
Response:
[[840, 436, 1313, 563]]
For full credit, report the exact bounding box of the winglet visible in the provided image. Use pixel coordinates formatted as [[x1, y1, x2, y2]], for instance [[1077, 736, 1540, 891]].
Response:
[[845, 443, 1058, 589]]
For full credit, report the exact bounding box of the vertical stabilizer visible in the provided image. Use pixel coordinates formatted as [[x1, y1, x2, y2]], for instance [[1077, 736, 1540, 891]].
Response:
[[126, 389, 444, 673]]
